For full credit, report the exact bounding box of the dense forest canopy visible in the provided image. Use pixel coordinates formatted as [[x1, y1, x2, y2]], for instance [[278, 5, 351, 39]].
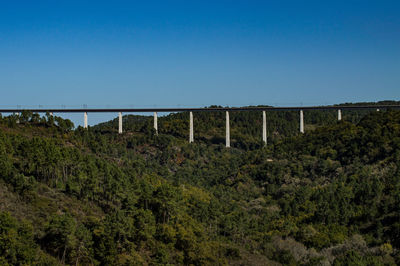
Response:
[[1, 101, 400, 265]]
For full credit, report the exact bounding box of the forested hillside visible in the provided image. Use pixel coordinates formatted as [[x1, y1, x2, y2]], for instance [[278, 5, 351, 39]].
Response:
[[1, 103, 400, 265]]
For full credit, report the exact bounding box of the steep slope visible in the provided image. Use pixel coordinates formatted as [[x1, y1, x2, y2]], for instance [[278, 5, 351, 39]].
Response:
[[1, 105, 400, 265]]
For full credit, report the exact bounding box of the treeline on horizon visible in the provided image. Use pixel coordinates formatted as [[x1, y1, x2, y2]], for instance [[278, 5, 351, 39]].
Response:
[[95, 100, 400, 148], [1, 101, 400, 265]]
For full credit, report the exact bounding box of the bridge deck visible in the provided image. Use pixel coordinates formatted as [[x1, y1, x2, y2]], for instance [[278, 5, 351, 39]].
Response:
[[0, 105, 399, 113]]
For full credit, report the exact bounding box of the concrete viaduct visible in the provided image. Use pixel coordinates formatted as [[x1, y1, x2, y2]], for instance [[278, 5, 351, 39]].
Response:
[[1, 105, 399, 148]]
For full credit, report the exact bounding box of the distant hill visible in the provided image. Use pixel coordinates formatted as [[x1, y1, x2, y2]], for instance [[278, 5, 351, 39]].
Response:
[[94, 100, 400, 149]]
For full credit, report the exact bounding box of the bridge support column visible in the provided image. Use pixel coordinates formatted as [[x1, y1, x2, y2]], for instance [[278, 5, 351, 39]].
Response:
[[84, 112, 88, 129], [189, 111, 194, 143], [154, 112, 158, 135], [300, 110, 304, 133], [226, 111, 230, 147], [118, 112, 122, 134], [338, 109, 342, 121], [262, 111, 267, 145]]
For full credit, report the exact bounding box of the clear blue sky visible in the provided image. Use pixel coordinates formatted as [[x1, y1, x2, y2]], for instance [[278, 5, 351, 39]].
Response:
[[0, 0, 399, 126]]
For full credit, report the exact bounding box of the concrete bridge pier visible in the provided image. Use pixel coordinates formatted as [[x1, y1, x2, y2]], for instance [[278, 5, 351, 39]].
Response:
[[84, 112, 88, 129], [226, 111, 230, 147], [15, 112, 20, 124], [118, 112, 122, 134], [154, 112, 158, 135], [189, 111, 194, 143], [300, 110, 304, 133], [338, 109, 342, 121], [262, 111, 267, 145]]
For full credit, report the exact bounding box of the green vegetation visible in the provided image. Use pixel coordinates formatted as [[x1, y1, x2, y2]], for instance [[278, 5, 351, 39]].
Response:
[[1, 102, 400, 265]]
